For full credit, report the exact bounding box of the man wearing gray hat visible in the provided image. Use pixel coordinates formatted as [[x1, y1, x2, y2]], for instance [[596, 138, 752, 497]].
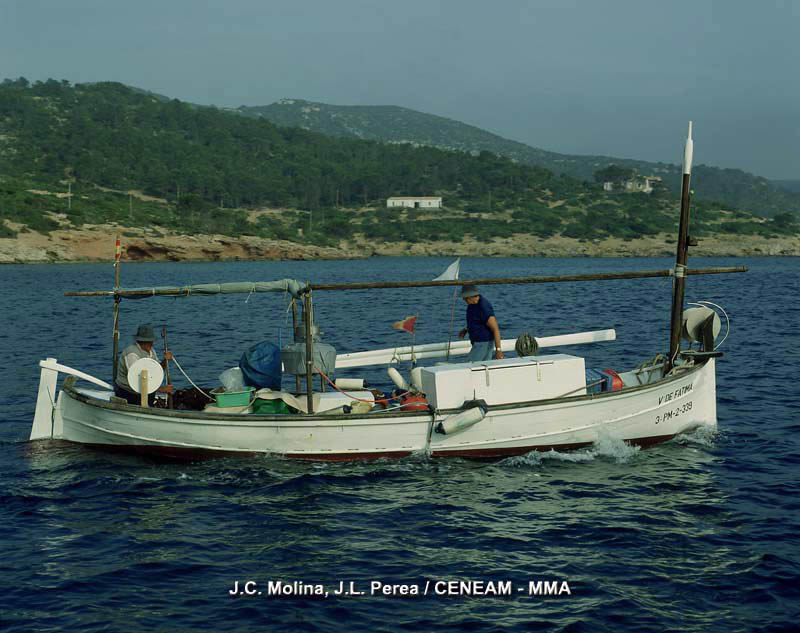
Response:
[[114, 324, 174, 405], [458, 285, 504, 362]]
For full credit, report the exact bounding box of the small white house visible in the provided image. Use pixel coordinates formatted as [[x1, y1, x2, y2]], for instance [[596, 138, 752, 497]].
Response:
[[387, 196, 442, 209], [606, 176, 662, 194]]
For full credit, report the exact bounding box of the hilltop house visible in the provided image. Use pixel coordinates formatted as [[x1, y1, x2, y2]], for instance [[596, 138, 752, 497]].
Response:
[[387, 196, 442, 209], [604, 176, 662, 194]]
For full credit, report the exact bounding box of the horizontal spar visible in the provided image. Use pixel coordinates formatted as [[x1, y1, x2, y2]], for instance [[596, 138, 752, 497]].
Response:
[[63, 267, 747, 297], [310, 266, 748, 292], [335, 329, 616, 369]]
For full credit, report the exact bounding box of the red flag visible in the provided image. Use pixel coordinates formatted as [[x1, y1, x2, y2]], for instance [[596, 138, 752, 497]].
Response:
[[392, 315, 417, 334]]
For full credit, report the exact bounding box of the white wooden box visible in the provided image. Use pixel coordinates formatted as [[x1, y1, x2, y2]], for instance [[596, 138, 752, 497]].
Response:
[[420, 354, 586, 409]]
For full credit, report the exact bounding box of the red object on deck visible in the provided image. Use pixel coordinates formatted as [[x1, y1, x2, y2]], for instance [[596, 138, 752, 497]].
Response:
[[603, 369, 624, 391], [400, 394, 429, 411]]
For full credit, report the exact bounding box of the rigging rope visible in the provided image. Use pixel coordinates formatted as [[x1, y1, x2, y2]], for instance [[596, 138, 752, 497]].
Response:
[[313, 365, 412, 404], [170, 356, 214, 400]]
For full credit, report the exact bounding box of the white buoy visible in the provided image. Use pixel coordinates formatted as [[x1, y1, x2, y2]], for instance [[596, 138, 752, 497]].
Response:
[[387, 367, 408, 390], [409, 367, 423, 390], [436, 404, 487, 435]]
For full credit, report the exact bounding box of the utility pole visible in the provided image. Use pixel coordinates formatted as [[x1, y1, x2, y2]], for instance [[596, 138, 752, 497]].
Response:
[[67, 182, 72, 211]]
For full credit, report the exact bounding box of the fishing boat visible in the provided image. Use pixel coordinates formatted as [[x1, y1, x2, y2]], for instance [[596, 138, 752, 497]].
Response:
[[29, 124, 747, 460]]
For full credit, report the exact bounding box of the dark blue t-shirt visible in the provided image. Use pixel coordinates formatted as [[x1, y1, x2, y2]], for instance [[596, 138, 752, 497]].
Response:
[[466, 296, 495, 342]]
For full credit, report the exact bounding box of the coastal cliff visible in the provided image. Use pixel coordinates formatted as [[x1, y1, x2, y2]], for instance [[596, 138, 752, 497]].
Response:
[[2, 224, 797, 264]]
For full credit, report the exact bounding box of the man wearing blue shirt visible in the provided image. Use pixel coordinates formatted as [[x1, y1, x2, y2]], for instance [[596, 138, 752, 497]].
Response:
[[458, 285, 504, 362]]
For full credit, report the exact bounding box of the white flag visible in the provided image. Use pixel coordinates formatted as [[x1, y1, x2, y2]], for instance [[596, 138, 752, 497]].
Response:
[[433, 258, 460, 281]]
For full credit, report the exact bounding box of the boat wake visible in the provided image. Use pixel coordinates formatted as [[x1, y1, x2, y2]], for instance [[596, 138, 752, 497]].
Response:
[[672, 424, 719, 448], [503, 431, 641, 467]]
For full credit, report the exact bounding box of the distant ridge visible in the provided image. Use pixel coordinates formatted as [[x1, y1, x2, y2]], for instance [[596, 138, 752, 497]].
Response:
[[237, 99, 799, 217], [773, 179, 800, 193], [0, 79, 796, 255]]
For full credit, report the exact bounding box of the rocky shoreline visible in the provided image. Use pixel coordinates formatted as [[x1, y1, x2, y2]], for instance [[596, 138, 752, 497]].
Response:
[[1, 224, 798, 264]]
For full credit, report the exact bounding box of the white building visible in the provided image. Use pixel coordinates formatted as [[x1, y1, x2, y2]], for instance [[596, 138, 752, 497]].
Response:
[[387, 196, 442, 209], [605, 176, 662, 194]]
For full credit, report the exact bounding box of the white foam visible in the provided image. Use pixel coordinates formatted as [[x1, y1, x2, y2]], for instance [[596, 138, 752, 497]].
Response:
[[674, 425, 718, 448], [589, 431, 641, 462], [504, 431, 640, 466]]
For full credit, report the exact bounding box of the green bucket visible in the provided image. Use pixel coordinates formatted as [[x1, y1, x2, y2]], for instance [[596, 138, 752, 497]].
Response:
[[211, 386, 254, 408]]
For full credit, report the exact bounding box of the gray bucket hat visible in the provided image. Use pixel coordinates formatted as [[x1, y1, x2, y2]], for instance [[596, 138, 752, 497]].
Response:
[[460, 284, 480, 299], [134, 324, 156, 342]]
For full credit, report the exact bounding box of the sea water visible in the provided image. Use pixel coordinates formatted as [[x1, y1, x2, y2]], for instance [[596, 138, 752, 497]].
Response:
[[1, 256, 798, 632]]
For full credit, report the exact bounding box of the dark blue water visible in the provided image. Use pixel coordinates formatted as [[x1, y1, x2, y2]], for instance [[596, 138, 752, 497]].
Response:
[[1, 257, 798, 632]]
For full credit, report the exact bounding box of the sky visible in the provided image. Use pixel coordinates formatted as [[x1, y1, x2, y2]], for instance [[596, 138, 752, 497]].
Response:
[[2, 0, 798, 179]]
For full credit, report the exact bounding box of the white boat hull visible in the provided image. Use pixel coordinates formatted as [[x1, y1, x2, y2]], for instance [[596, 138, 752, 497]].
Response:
[[43, 359, 717, 460]]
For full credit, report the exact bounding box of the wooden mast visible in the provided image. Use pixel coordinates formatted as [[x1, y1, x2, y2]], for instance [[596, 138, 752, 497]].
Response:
[[111, 234, 121, 384], [303, 289, 314, 414], [291, 299, 301, 393], [666, 122, 694, 373]]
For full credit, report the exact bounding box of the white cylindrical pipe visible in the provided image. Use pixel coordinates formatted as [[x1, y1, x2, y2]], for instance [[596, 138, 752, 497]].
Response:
[[335, 378, 364, 390], [335, 329, 616, 369]]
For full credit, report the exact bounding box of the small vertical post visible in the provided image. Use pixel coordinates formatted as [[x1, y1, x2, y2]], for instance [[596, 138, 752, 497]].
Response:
[[140, 370, 148, 408], [303, 290, 314, 414], [162, 326, 173, 409]]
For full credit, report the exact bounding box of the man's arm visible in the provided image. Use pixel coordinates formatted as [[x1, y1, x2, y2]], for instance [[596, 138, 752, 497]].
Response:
[[487, 316, 504, 359]]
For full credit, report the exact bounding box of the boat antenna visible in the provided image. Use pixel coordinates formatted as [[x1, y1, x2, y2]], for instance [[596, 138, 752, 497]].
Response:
[[666, 122, 694, 372]]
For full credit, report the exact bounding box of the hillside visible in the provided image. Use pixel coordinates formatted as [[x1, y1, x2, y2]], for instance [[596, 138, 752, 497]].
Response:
[[0, 78, 798, 262], [237, 99, 800, 218]]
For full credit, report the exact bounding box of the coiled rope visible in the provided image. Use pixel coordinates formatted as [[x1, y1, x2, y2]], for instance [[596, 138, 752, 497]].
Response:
[[514, 333, 539, 357]]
